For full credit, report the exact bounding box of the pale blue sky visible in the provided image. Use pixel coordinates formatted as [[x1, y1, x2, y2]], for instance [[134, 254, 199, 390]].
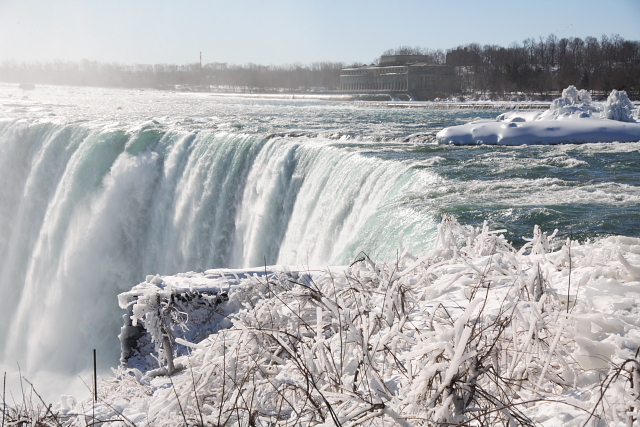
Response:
[[1, 0, 639, 66]]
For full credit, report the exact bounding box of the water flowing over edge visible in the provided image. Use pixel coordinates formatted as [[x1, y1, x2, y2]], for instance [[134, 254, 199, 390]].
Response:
[[0, 119, 440, 385]]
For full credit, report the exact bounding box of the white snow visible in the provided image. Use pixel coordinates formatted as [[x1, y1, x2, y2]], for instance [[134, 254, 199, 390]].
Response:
[[437, 86, 640, 145], [50, 215, 640, 426], [601, 89, 636, 122]]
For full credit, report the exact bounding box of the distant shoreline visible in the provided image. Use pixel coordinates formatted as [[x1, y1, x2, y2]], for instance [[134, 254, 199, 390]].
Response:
[[4, 83, 638, 111], [204, 92, 553, 109], [202, 91, 640, 110]]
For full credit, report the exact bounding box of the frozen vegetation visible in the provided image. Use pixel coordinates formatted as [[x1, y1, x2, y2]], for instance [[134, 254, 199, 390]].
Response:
[[436, 86, 640, 145], [7, 216, 640, 426]]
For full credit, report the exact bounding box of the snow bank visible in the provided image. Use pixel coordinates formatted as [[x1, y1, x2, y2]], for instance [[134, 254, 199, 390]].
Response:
[[437, 86, 640, 145], [48, 216, 640, 426]]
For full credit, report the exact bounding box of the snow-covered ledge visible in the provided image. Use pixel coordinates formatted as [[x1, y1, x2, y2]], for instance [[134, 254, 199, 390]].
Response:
[[118, 267, 315, 375]]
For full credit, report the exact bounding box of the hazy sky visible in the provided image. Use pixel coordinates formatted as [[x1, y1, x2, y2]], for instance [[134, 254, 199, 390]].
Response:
[[1, 0, 639, 66]]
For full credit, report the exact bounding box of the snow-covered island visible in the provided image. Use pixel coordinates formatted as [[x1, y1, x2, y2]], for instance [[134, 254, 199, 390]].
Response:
[[437, 86, 640, 145], [46, 217, 640, 427]]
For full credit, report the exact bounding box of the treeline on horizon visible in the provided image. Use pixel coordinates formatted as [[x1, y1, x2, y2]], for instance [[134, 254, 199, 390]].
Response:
[[441, 33, 640, 98], [0, 59, 349, 92], [0, 33, 638, 97]]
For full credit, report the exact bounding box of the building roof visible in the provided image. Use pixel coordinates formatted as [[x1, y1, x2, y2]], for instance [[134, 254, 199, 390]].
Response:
[[341, 63, 452, 71]]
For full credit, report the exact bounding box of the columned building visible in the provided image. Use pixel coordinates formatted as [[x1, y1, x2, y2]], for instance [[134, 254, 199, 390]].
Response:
[[340, 55, 457, 100]]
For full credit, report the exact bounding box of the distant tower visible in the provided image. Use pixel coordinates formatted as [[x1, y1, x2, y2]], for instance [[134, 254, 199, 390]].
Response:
[[200, 52, 202, 73]]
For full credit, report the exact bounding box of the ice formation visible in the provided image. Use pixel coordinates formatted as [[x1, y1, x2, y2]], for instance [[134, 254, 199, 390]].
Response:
[[437, 87, 640, 145], [601, 89, 635, 122], [49, 216, 640, 427], [550, 85, 592, 110]]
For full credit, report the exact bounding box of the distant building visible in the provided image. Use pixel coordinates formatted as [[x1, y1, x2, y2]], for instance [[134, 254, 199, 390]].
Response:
[[340, 55, 457, 100]]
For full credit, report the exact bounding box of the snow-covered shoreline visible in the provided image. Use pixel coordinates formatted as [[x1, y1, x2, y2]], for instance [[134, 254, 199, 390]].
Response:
[[38, 217, 640, 426]]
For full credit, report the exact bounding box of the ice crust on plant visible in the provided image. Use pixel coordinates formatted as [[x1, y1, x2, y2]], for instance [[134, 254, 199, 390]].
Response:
[[549, 85, 593, 111], [56, 216, 640, 426], [601, 89, 635, 122]]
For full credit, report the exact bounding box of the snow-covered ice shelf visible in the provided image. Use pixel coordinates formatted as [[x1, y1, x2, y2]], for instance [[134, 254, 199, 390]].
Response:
[[53, 216, 640, 426], [437, 86, 640, 145]]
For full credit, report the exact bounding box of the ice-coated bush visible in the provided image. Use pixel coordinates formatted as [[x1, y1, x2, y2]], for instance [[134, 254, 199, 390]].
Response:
[[64, 215, 640, 426], [6, 215, 638, 426], [601, 89, 635, 122], [577, 88, 592, 105], [562, 85, 580, 104], [551, 85, 592, 111]]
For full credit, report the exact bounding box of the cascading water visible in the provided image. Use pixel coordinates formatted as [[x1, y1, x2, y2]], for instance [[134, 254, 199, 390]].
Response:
[[0, 119, 439, 394]]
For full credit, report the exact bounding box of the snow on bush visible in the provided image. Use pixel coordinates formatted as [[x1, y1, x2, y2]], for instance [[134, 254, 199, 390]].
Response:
[[37, 216, 640, 426], [578, 88, 592, 105], [601, 89, 636, 122], [550, 85, 593, 111], [562, 85, 580, 104]]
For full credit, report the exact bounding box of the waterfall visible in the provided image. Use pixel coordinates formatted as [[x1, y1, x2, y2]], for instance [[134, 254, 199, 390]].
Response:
[[0, 119, 439, 390]]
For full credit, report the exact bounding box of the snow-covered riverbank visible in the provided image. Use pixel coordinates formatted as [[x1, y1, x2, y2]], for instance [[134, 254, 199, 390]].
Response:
[[39, 217, 640, 427]]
